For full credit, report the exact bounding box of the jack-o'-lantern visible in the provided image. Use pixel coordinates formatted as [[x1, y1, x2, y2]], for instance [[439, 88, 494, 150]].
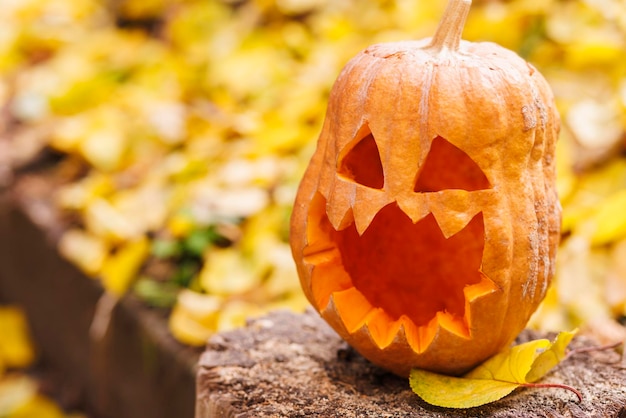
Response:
[[290, 0, 560, 377]]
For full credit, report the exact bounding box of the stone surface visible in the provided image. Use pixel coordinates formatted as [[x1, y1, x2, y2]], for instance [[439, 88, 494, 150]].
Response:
[[197, 309, 626, 418]]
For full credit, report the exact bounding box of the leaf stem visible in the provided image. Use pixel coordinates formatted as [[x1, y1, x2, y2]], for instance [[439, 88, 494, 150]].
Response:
[[565, 341, 623, 360], [428, 0, 472, 53], [522, 382, 583, 402]]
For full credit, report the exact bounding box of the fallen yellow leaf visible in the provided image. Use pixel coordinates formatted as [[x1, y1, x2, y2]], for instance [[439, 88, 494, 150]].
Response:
[[0, 307, 36, 370], [100, 237, 150, 296], [9, 394, 65, 418], [0, 374, 37, 416], [409, 370, 519, 409], [410, 330, 578, 408], [0, 375, 64, 418], [168, 290, 223, 346]]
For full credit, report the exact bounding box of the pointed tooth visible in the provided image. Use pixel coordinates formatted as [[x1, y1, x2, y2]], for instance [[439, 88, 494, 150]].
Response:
[[394, 316, 437, 354], [327, 179, 356, 231], [365, 308, 401, 349], [396, 193, 430, 224], [391, 315, 442, 355], [332, 287, 375, 333], [337, 207, 355, 231], [464, 272, 499, 302], [428, 192, 482, 238], [353, 186, 392, 235], [399, 316, 422, 353], [417, 317, 440, 353], [436, 311, 470, 339], [310, 261, 351, 312], [353, 212, 372, 237], [321, 295, 345, 335]]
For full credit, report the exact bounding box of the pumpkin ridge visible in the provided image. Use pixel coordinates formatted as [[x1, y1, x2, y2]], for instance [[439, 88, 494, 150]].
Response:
[[310, 262, 351, 312], [332, 287, 375, 333], [365, 308, 402, 349]]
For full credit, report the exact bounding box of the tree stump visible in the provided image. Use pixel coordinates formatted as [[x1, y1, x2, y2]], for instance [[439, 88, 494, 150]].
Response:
[[196, 309, 626, 417]]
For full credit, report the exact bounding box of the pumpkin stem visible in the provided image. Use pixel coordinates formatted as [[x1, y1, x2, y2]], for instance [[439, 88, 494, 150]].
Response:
[[428, 0, 472, 53]]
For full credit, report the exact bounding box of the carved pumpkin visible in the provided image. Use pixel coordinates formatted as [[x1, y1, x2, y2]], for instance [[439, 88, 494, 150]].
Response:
[[290, 0, 560, 377]]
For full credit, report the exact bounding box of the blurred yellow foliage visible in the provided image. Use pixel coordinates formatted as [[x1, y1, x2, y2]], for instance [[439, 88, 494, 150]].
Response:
[[100, 237, 150, 296], [0, 375, 64, 418], [0, 307, 63, 417], [0, 307, 35, 371], [1, 0, 626, 344], [168, 290, 222, 346], [587, 190, 626, 246], [58, 229, 109, 276]]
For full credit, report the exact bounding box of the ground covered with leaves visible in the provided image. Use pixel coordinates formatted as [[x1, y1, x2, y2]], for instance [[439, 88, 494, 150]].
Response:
[[1, 0, 626, 414]]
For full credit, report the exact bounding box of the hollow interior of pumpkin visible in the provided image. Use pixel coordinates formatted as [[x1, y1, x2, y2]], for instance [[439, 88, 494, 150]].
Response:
[[338, 204, 485, 325]]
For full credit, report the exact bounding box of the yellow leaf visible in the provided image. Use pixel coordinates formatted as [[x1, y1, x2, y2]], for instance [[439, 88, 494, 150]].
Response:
[[116, 0, 168, 21], [55, 172, 115, 211], [526, 329, 577, 383], [78, 123, 126, 173], [266, 291, 310, 314], [100, 237, 149, 296], [0, 307, 36, 369], [9, 394, 65, 418], [465, 339, 551, 383], [84, 198, 142, 243], [555, 136, 577, 203], [554, 236, 612, 326], [199, 248, 260, 296], [216, 300, 266, 333], [565, 40, 625, 70], [588, 190, 626, 246], [0, 375, 37, 416], [168, 290, 222, 346], [167, 211, 196, 238], [410, 369, 519, 409], [0, 374, 64, 418], [562, 159, 626, 234], [410, 330, 577, 408], [58, 229, 108, 276]]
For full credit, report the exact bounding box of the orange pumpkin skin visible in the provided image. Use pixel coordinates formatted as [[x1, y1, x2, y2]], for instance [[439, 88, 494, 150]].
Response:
[[290, 0, 560, 377]]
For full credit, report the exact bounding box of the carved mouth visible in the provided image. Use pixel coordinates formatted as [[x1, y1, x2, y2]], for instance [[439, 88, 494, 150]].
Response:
[[303, 193, 498, 352]]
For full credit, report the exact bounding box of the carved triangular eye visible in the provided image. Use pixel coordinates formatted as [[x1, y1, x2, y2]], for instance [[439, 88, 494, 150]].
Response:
[[338, 125, 384, 189], [415, 136, 490, 192]]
